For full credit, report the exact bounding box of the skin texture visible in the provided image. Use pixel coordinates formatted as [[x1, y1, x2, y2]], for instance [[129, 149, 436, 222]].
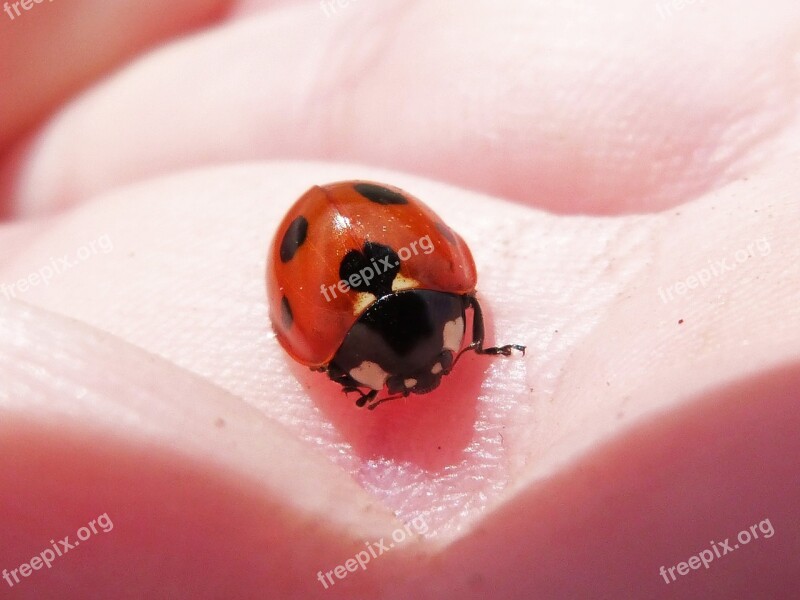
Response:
[[0, 1, 799, 598]]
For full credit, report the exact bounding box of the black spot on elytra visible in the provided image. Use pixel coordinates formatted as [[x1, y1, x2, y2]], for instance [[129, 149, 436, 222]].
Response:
[[353, 183, 408, 205], [435, 221, 456, 243], [339, 242, 399, 298], [280, 216, 308, 262], [280, 295, 293, 328]]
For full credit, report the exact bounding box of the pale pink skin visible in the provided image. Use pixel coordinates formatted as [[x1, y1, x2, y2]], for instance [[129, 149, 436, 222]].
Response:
[[0, 1, 799, 598]]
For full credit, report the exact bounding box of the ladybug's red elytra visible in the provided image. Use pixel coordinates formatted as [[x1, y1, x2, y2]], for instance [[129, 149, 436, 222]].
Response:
[[266, 181, 525, 409]]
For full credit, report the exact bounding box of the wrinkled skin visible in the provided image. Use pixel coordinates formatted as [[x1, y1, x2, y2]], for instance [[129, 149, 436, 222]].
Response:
[[1, 1, 799, 598]]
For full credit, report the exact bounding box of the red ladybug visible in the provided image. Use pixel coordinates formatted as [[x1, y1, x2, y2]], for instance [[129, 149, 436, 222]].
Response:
[[266, 181, 525, 409]]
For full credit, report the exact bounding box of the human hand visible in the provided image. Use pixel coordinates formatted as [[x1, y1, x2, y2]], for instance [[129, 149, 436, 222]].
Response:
[[1, 1, 799, 598]]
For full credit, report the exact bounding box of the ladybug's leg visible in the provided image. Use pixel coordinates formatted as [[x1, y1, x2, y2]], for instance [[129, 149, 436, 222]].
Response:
[[327, 365, 380, 408], [454, 295, 526, 365], [341, 386, 379, 408], [366, 391, 408, 411], [342, 387, 408, 410]]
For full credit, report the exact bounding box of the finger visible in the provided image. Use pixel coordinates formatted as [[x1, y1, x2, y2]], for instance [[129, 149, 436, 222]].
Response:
[[0, 163, 539, 532], [1, 161, 797, 597], [0, 301, 404, 598], [0, 0, 228, 151], [1, 159, 797, 531], [428, 364, 800, 599], [6, 0, 800, 216]]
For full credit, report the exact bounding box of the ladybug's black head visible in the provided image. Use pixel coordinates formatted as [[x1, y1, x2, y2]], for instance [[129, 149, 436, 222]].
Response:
[[327, 290, 468, 401]]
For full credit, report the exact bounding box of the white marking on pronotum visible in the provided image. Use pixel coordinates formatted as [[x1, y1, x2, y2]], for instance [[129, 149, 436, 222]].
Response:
[[443, 317, 464, 352], [404, 378, 417, 389], [352, 292, 377, 316], [349, 361, 388, 390], [391, 274, 419, 292], [431, 362, 443, 374]]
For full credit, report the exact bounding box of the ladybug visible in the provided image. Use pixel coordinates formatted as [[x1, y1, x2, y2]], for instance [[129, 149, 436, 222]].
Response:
[[266, 181, 525, 410]]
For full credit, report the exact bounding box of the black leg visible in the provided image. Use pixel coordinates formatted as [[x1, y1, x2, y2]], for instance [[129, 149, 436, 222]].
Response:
[[454, 295, 526, 365], [365, 392, 407, 410], [342, 386, 379, 408], [342, 386, 407, 410]]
